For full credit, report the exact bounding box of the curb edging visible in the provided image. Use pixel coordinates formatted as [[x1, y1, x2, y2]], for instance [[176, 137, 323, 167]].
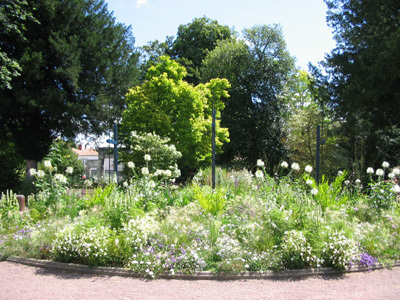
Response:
[[5, 256, 400, 280]]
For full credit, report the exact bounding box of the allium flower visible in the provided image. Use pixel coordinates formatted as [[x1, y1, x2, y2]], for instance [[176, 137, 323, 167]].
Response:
[[291, 162, 300, 172], [257, 159, 265, 168], [144, 154, 151, 161], [388, 172, 395, 179], [141, 167, 149, 176], [355, 179, 361, 184], [311, 188, 318, 195], [376, 169, 384, 177], [366, 167, 374, 174], [43, 160, 52, 169], [37, 170, 45, 178], [392, 185, 400, 193], [127, 161, 135, 169], [65, 166, 73, 174], [30, 168, 37, 176], [305, 165, 313, 173], [393, 168, 400, 175], [255, 170, 264, 179], [306, 179, 313, 186], [281, 161, 289, 168], [337, 170, 343, 176], [382, 161, 390, 169]]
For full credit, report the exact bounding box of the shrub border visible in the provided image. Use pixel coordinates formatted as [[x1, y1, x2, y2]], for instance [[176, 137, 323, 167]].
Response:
[[6, 256, 400, 280]]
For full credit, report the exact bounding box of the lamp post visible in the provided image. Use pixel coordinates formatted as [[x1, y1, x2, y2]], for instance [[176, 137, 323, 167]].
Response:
[[106, 123, 119, 184], [315, 125, 325, 184], [212, 103, 216, 190]]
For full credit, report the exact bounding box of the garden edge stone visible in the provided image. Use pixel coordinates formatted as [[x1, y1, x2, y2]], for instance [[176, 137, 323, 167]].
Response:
[[5, 256, 400, 280]]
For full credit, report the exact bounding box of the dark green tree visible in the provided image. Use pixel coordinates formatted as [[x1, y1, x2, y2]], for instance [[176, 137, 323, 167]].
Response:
[[314, 0, 400, 174], [0, 0, 139, 183], [168, 16, 233, 85], [201, 25, 295, 172]]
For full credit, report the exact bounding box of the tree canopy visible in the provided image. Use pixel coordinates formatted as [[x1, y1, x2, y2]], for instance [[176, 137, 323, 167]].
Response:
[[0, 0, 139, 163], [121, 57, 230, 176], [315, 0, 400, 171], [201, 24, 295, 171]]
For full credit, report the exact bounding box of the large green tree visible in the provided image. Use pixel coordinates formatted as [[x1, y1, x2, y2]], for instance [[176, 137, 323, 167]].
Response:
[[168, 16, 233, 85], [315, 0, 400, 172], [121, 57, 230, 176], [0, 0, 139, 177], [201, 25, 295, 172]]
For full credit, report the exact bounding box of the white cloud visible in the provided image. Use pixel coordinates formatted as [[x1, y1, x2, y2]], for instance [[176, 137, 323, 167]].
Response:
[[136, 0, 148, 8]]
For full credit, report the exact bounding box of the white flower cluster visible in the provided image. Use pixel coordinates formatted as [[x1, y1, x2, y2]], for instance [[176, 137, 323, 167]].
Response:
[[54, 174, 67, 184], [122, 215, 159, 250], [322, 230, 357, 270], [281, 230, 318, 268]]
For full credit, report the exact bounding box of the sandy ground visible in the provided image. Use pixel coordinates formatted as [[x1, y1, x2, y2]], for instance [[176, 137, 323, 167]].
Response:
[[1, 261, 400, 300]]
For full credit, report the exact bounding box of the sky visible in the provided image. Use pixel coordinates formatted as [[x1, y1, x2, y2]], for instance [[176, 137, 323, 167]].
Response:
[[105, 0, 337, 70]]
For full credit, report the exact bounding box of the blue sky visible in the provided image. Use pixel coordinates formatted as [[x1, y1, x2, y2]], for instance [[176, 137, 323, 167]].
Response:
[[105, 0, 336, 70]]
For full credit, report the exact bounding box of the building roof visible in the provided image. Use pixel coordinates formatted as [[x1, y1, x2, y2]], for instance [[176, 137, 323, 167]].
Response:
[[72, 148, 99, 157]]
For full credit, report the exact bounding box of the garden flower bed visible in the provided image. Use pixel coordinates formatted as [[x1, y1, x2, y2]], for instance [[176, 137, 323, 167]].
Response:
[[1, 161, 400, 279]]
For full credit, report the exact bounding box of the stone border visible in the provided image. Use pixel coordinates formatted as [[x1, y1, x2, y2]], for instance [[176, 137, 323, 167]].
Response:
[[6, 256, 400, 280]]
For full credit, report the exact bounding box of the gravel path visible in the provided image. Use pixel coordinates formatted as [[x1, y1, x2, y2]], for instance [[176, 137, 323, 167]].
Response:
[[1, 261, 400, 300]]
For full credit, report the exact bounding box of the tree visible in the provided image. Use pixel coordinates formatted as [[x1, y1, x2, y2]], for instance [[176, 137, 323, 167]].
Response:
[[0, 0, 37, 89], [121, 57, 230, 176], [201, 25, 295, 172], [315, 0, 400, 172], [168, 16, 233, 85], [0, 0, 139, 182]]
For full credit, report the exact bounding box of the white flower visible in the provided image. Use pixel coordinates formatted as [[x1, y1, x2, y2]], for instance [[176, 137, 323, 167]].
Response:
[[311, 188, 318, 195], [65, 166, 73, 174], [148, 181, 156, 188], [255, 170, 264, 179], [144, 154, 151, 161], [141, 167, 149, 176], [30, 168, 37, 176], [355, 179, 361, 184], [281, 161, 289, 168], [43, 160, 52, 169], [54, 174, 67, 184], [257, 159, 265, 168], [291, 163, 300, 172], [127, 161, 135, 169], [123, 181, 129, 187], [84, 179, 93, 187], [37, 170, 45, 178], [376, 169, 384, 177], [306, 179, 313, 186], [366, 167, 374, 174], [392, 185, 400, 193], [337, 170, 343, 176], [163, 169, 172, 177], [393, 168, 400, 175], [305, 165, 313, 173], [382, 161, 390, 169], [388, 172, 395, 179]]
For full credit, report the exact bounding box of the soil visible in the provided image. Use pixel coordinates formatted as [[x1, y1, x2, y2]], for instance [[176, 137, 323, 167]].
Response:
[[1, 261, 400, 299]]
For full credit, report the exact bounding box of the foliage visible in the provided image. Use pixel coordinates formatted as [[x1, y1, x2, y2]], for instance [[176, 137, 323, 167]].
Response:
[[312, 0, 400, 175], [1, 160, 400, 277], [1, 0, 139, 166], [168, 16, 233, 85], [121, 131, 182, 179], [121, 57, 230, 175], [201, 24, 295, 171]]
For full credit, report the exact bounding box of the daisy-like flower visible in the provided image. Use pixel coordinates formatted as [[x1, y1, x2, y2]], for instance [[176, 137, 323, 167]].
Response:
[[281, 161, 289, 168], [305, 165, 313, 173], [376, 169, 384, 177], [291, 163, 300, 172], [65, 166, 73, 174], [366, 167, 374, 174], [141, 167, 149, 176], [257, 159, 265, 168], [255, 170, 264, 179], [43, 160, 52, 169]]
